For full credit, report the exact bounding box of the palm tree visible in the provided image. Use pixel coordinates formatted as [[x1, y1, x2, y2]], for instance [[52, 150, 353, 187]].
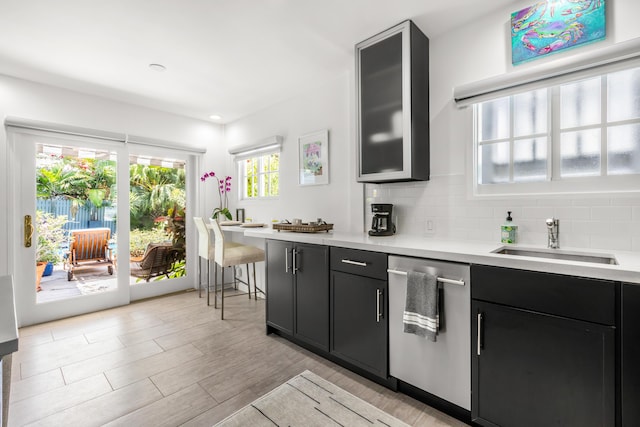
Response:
[[129, 164, 185, 229]]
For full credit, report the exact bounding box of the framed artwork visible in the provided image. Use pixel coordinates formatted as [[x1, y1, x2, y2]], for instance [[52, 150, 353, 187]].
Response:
[[511, 0, 606, 65], [235, 208, 245, 223], [298, 129, 329, 186]]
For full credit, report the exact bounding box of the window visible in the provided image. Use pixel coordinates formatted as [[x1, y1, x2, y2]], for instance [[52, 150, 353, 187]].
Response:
[[474, 65, 640, 195], [239, 152, 280, 199]]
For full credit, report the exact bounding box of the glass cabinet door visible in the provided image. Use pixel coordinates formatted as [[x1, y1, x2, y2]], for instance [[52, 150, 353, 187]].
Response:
[[359, 32, 404, 175], [356, 20, 429, 183]]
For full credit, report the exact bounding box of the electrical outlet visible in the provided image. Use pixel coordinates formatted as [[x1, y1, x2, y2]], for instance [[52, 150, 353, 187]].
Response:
[[425, 218, 435, 234], [235, 266, 243, 277]]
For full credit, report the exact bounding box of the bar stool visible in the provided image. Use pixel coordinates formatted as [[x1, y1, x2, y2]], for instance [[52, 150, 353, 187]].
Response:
[[209, 218, 265, 319], [193, 216, 217, 298], [194, 217, 243, 298]]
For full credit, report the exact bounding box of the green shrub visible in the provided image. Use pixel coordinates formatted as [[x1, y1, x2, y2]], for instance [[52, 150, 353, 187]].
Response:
[[36, 211, 68, 263], [129, 227, 170, 257]]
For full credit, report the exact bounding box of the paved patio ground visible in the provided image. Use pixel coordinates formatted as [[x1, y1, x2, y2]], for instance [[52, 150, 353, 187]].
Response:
[[37, 264, 118, 303]]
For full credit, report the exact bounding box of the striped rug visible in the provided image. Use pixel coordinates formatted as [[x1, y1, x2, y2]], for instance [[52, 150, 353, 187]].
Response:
[[215, 370, 409, 426]]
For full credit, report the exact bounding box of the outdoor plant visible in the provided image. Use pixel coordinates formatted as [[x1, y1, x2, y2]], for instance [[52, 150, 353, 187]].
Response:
[[201, 171, 232, 220], [159, 204, 186, 249], [37, 154, 116, 222], [129, 227, 170, 257], [130, 163, 185, 229], [36, 211, 68, 264]]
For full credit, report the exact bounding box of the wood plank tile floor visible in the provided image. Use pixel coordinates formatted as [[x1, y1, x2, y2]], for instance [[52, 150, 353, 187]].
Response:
[[9, 290, 468, 426]]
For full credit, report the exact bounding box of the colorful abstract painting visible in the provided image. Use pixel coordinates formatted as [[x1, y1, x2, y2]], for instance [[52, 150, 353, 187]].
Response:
[[511, 0, 606, 65]]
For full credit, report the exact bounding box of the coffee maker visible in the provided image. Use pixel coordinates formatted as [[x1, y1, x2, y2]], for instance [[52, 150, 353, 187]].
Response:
[[368, 203, 396, 236]]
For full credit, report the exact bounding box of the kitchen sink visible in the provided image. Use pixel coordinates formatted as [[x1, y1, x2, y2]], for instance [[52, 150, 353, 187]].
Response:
[[492, 246, 618, 265]]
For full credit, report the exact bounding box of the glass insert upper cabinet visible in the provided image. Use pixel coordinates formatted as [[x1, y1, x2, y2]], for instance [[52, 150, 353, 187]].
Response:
[[356, 20, 430, 183]]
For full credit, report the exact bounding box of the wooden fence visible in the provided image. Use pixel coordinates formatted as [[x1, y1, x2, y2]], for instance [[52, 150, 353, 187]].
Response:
[[37, 199, 116, 235]]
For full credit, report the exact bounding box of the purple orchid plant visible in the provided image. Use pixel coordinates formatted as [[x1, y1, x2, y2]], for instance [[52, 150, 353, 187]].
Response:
[[201, 171, 233, 220]]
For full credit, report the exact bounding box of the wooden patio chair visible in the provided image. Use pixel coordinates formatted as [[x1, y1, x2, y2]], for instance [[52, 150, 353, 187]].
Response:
[[130, 242, 182, 282], [67, 227, 115, 281]]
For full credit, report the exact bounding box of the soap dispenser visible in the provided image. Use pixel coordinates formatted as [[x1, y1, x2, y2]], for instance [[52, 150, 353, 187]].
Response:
[[501, 211, 518, 244]]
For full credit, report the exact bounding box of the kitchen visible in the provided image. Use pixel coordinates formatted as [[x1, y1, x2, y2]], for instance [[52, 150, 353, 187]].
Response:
[[1, 0, 640, 426]]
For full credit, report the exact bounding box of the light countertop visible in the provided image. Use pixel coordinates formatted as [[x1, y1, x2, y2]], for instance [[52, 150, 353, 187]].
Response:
[[221, 226, 640, 284], [0, 276, 18, 357]]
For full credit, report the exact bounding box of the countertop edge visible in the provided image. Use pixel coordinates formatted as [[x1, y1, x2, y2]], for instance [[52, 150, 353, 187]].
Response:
[[243, 229, 640, 284]]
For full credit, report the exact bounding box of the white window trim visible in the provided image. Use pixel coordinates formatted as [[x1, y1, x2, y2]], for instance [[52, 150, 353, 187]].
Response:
[[237, 149, 280, 200], [470, 74, 640, 199]]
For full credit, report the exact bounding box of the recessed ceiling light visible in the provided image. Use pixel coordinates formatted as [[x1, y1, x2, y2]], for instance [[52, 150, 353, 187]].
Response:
[[148, 63, 166, 72], [209, 114, 222, 120]]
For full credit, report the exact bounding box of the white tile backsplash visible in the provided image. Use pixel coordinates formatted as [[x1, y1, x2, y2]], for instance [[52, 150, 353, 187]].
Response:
[[572, 198, 612, 206], [590, 235, 633, 252], [591, 206, 633, 221], [365, 175, 640, 252]]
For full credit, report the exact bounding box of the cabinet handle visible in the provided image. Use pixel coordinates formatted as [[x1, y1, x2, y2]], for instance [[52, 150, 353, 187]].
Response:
[[341, 259, 367, 267], [376, 289, 383, 322], [292, 249, 298, 275], [477, 312, 483, 356], [285, 248, 289, 273]]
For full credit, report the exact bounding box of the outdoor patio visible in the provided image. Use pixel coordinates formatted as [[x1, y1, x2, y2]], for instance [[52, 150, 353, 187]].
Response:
[[37, 264, 118, 303]]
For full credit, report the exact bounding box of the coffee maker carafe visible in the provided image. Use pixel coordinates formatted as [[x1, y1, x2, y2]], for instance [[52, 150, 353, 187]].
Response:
[[368, 203, 396, 236]]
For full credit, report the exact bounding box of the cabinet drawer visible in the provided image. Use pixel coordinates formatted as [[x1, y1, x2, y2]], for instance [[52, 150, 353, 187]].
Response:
[[471, 265, 616, 325], [330, 247, 387, 280]]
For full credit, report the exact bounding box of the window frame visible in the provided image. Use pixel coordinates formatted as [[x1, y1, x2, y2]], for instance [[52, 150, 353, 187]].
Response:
[[472, 67, 640, 198]]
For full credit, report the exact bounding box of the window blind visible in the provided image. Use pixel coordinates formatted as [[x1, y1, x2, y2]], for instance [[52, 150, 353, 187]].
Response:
[[228, 135, 283, 160], [454, 37, 640, 107], [4, 116, 206, 153]]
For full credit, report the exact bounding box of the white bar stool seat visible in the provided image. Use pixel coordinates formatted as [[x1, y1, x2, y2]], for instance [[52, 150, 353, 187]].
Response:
[[193, 217, 241, 298]]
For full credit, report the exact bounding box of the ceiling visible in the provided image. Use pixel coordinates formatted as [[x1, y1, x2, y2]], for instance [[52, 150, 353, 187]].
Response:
[[0, 0, 515, 124]]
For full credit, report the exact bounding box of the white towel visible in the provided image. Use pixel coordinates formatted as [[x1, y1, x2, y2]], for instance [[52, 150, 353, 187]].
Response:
[[403, 271, 439, 342]]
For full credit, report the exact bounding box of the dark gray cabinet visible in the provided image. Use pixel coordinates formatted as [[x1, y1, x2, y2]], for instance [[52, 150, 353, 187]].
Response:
[[471, 265, 616, 427], [356, 20, 429, 183], [265, 239, 329, 351], [266, 240, 294, 335], [622, 283, 640, 427], [330, 247, 388, 379]]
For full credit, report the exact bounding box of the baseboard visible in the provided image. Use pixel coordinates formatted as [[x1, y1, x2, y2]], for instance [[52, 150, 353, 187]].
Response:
[[396, 380, 473, 425]]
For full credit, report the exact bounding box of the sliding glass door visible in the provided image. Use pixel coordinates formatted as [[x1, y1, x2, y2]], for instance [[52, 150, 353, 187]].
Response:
[[127, 144, 193, 301], [8, 127, 196, 325]]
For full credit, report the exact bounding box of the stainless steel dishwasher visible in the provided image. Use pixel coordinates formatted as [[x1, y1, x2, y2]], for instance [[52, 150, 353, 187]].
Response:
[[388, 256, 470, 410]]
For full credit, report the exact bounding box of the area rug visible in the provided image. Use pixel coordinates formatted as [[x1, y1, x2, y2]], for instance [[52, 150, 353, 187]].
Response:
[[215, 370, 410, 426]]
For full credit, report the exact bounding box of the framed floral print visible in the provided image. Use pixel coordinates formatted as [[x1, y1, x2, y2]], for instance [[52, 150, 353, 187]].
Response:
[[298, 129, 329, 185]]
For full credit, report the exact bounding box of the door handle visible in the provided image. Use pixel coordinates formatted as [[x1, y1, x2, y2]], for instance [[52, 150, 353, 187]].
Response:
[[477, 312, 483, 356], [292, 249, 298, 275], [24, 215, 34, 248], [285, 248, 289, 273], [376, 289, 383, 322]]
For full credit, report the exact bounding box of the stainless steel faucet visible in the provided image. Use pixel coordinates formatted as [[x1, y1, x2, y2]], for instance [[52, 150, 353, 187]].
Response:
[[546, 218, 560, 249]]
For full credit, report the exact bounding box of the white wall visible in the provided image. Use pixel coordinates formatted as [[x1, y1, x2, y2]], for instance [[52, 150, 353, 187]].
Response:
[[0, 74, 225, 276], [222, 1, 640, 252], [224, 71, 362, 232], [366, 0, 640, 252]]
